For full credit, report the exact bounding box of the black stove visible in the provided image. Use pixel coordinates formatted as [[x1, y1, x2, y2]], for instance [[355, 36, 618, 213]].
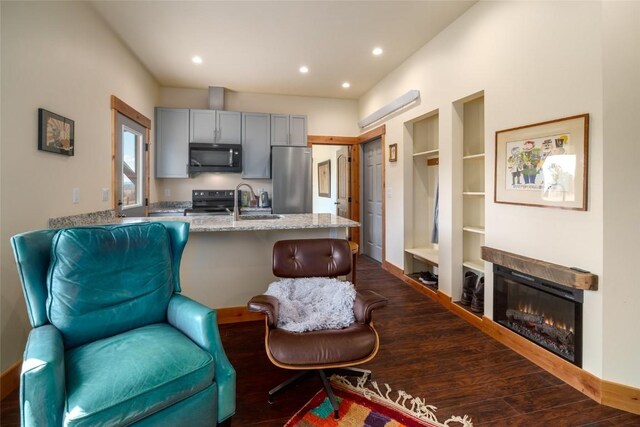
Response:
[[184, 190, 235, 216]]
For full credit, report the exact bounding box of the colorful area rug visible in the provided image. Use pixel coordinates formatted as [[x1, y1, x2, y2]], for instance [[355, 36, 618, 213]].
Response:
[[285, 375, 473, 427]]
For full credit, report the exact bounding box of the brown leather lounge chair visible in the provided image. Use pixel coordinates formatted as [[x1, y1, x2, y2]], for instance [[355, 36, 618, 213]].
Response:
[[247, 238, 387, 419]]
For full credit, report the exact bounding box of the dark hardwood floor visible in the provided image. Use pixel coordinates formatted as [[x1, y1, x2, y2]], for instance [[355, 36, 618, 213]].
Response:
[[2, 255, 639, 426]]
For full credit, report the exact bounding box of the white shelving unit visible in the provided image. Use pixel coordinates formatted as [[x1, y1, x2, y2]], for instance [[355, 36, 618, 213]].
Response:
[[405, 111, 440, 285], [462, 96, 485, 276], [459, 95, 485, 314], [413, 149, 440, 159]]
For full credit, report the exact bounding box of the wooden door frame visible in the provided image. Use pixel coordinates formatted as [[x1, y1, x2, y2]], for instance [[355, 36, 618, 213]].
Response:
[[111, 96, 151, 216], [308, 124, 386, 261], [308, 135, 359, 245], [356, 126, 386, 263]]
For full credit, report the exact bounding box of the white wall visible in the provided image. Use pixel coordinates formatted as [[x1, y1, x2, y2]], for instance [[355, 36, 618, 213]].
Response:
[[601, 1, 640, 387], [358, 1, 632, 385], [312, 145, 343, 213], [0, 1, 159, 371], [156, 88, 359, 202]]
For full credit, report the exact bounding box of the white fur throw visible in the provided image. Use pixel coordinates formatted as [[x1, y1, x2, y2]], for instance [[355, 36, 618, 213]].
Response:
[[265, 277, 356, 333]]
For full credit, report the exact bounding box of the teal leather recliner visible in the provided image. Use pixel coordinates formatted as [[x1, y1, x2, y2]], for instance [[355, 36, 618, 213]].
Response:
[[11, 221, 235, 426]]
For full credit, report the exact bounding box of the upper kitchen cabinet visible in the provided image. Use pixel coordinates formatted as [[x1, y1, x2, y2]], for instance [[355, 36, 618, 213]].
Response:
[[270, 114, 307, 146], [241, 112, 271, 179], [190, 109, 241, 144], [155, 108, 189, 178]]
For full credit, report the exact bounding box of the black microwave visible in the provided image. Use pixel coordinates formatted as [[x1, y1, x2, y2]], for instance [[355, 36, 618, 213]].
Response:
[[189, 143, 242, 173]]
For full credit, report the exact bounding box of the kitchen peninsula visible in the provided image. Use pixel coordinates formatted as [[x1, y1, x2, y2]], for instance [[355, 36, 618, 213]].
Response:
[[49, 212, 358, 314]]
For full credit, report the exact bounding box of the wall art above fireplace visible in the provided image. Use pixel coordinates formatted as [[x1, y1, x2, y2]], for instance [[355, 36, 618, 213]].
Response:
[[495, 114, 589, 211]]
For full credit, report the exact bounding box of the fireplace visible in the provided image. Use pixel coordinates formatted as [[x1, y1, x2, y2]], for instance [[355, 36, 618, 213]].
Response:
[[493, 265, 583, 367]]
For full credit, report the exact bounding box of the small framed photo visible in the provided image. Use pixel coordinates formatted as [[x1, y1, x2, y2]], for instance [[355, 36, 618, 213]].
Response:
[[389, 143, 398, 162], [38, 108, 74, 156], [495, 114, 589, 210], [318, 160, 331, 197]]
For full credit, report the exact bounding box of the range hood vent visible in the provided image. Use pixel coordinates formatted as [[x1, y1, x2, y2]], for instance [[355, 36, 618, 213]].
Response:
[[208, 86, 225, 110]]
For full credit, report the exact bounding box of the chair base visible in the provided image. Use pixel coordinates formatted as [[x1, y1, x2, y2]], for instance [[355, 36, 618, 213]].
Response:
[[268, 366, 371, 419]]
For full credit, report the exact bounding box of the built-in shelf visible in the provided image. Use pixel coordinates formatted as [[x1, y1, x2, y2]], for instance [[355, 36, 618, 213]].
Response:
[[413, 149, 439, 158], [405, 111, 440, 280], [462, 192, 485, 196], [463, 226, 485, 234], [405, 247, 439, 266], [463, 259, 485, 273], [463, 153, 485, 160]]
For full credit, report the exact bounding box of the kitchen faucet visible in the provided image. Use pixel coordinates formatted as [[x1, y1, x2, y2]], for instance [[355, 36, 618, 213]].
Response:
[[234, 183, 258, 221]]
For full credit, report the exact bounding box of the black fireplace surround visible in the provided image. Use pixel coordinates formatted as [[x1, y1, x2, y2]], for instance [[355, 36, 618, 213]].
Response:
[[493, 265, 583, 367]]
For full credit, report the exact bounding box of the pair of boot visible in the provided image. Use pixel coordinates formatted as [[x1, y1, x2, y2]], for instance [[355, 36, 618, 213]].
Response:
[[419, 271, 438, 287], [461, 271, 484, 313]]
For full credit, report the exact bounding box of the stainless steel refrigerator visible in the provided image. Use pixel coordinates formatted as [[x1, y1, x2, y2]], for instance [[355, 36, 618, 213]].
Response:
[[271, 146, 312, 214]]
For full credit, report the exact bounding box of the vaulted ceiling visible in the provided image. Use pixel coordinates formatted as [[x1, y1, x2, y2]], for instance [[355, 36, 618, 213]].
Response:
[[91, 1, 475, 99]]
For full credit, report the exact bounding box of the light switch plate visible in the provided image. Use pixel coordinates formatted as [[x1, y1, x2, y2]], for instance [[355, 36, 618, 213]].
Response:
[[101, 188, 109, 202], [164, 188, 171, 197], [72, 188, 80, 204]]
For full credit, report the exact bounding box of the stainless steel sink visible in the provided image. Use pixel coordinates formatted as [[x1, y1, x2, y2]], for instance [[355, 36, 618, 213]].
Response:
[[238, 214, 282, 220]]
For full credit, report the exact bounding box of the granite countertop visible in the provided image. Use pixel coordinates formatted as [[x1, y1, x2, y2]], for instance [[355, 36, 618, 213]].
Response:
[[124, 213, 358, 232], [50, 211, 359, 232]]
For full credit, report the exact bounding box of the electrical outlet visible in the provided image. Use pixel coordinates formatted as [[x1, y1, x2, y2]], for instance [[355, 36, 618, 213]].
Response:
[[387, 187, 393, 198], [101, 188, 109, 202], [164, 188, 171, 197], [72, 188, 80, 204]]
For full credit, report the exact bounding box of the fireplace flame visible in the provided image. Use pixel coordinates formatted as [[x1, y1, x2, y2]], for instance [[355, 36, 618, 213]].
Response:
[[518, 303, 574, 333]]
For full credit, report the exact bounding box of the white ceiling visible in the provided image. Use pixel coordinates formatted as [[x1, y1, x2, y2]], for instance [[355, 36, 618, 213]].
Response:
[[91, 1, 475, 100]]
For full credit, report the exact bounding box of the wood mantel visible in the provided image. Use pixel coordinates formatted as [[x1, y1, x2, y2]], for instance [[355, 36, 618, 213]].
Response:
[[481, 246, 598, 290]]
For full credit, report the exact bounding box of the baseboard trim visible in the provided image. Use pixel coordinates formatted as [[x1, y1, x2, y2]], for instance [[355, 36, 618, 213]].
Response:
[[385, 263, 640, 415], [601, 379, 640, 415], [482, 317, 602, 402], [216, 306, 263, 324], [1, 360, 21, 400]]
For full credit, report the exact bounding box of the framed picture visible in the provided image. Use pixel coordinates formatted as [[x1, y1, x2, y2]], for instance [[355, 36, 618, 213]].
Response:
[[318, 160, 331, 198], [38, 108, 74, 156], [389, 143, 398, 162], [495, 113, 589, 210]]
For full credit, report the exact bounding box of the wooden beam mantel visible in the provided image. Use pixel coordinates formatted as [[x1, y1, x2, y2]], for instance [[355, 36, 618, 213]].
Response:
[[481, 246, 598, 290]]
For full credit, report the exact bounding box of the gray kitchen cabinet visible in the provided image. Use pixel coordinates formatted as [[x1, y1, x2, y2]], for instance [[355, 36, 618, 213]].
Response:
[[155, 108, 189, 178], [189, 109, 241, 144], [289, 115, 308, 146], [270, 114, 307, 146], [242, 112, 271, 179]]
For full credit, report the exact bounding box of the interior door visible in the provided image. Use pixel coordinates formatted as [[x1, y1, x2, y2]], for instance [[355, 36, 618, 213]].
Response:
[[363, 139, 383, 262], [336, 146, 350, 219], [116, 113, 147, 217]]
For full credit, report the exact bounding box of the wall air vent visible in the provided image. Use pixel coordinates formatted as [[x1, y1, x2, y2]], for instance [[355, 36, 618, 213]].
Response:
[[358, 89, 420, 128]]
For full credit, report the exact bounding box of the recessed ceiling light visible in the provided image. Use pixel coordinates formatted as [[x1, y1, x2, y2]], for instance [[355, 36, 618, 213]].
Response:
[[192, 56, 203, 64], [372, 47, 383, 56], [299, 66, 309, 74], [342, 82, 351, 89]]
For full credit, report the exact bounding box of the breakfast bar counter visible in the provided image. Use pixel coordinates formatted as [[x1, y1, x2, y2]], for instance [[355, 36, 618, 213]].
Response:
[[125, 213, 359, 233], [50, 211, 358, 233]]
